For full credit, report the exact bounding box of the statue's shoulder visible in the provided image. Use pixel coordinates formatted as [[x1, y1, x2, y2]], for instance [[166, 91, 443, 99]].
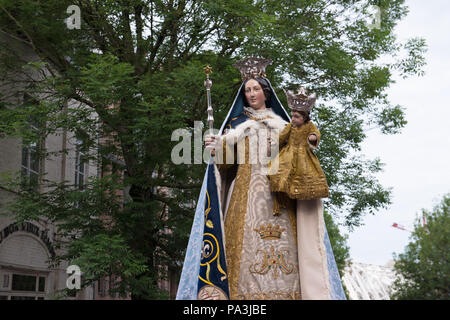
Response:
[[307, 121, 319, 131], [225, 113, 250, 131]]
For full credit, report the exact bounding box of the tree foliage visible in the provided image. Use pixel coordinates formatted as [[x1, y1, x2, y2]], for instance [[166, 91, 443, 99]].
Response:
[[391, 195, 450, 300], [0, 0, 426, 298]]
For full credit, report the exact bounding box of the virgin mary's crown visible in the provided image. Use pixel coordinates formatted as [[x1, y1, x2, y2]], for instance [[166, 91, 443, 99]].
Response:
[[233, 57, 272, 80], [284, 87, 317, 113]]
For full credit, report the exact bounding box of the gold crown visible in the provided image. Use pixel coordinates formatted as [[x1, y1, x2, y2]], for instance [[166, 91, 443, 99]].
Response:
[[233, 57, 272, 81], [284, 86, 317, 113], [254, 223, 285, 240]]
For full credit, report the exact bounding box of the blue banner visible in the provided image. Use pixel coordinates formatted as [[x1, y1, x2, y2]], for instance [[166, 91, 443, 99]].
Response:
[[196, 163, 230, 300]]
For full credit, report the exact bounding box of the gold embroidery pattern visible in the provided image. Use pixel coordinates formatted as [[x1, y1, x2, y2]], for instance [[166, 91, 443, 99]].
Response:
[[287, 198, 297, 243], [198, 285, 228, 300], [199, 233, 228, 285], [272, 192, 297, 242], [235, 290, 301, 300], [198, 190, 227, 289], [253, 223, 285, 240], [204, 191, 213, 229], [249, 246, 296, 279], [224, 138, 251, 300], [223, 132, 299, 299]]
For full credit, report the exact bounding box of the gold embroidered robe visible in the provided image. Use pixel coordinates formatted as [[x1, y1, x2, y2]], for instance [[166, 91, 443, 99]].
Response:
[[214, 109, 301, 300], [268, 122, 329, 200]]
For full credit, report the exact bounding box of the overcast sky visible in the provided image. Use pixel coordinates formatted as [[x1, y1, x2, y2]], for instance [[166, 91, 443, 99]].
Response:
[[344, 0, 450, 266]]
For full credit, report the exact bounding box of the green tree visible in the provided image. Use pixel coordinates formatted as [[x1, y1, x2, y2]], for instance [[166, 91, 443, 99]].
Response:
[[0, 0, 426, 298], [391, 195, 450, 300]]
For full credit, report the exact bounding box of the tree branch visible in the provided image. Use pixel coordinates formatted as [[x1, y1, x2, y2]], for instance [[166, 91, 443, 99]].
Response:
[[0, 5, 36, 52]]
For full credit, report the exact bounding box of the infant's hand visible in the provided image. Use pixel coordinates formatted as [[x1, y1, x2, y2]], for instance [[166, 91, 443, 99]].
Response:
[[308, 134, 317, 143]]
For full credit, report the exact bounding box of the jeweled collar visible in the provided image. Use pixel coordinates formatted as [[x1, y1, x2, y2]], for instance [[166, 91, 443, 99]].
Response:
[[243, 106, 274, 120]]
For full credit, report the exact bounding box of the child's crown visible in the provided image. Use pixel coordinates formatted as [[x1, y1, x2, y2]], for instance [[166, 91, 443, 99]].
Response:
[[284, 86, 316, 112]]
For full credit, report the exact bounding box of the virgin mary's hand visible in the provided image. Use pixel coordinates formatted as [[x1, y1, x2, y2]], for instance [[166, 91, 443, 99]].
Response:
[[205, 135, 220, 154], [205, 134, 216, 147]]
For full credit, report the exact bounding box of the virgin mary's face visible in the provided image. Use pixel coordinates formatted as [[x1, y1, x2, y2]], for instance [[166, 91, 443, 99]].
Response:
[[244, 79, 266, 111]]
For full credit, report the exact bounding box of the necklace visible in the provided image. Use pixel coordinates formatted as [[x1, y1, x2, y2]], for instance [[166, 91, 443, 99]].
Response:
[[243, 106, 273, 120]]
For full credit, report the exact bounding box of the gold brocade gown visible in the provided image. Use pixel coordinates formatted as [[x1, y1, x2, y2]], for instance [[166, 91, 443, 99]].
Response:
[[215, 109, 301, 300], [268, 122, 329, 201]]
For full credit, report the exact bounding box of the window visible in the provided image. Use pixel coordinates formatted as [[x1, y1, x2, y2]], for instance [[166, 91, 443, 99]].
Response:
[[3, 274, 9, 288], [9, 274, 46, 293], [1, 272, 47, 300], [21, 135, 40, 189], [10, 296, 35, 300], [74, 138, 86, 189], [38, 276, 45, 292], [21, 94, 42, 190], [98, 278, 106, 297], [12, 274, 36, 291]]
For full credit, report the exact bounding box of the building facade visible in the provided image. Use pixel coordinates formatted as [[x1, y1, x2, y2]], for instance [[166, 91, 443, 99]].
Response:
[[0, 116, 98, 300], [0, 33, 99, 300], [0, 32, 180, 300]]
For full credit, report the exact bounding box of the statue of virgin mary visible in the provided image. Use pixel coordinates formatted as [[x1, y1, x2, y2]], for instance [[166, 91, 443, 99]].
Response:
[[176, 57, 346, 300]]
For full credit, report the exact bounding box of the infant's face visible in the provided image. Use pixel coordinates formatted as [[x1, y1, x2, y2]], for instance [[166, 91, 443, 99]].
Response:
[[291, 111, 305, 127]]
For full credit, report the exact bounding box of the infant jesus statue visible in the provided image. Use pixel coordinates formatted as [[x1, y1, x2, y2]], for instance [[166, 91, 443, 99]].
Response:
[[268, 87, 329, 216]]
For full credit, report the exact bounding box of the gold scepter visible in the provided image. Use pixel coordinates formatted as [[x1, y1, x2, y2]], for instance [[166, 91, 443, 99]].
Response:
[[204, 65, 213, 131], [204, 66, 215, 157]]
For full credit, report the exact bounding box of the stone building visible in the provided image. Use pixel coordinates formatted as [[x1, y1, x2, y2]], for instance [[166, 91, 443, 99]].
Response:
[[0, 30, 181, 299], [0, 33, 107, 300], [0, 103, 97, 298]]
